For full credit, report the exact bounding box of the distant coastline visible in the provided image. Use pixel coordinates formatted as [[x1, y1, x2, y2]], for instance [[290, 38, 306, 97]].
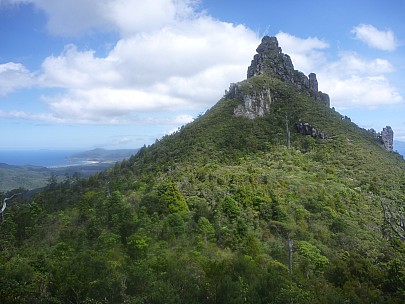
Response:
[[0, 148, 139, 192], [0, 150, 81, 167], [0, 148, 138, 168]]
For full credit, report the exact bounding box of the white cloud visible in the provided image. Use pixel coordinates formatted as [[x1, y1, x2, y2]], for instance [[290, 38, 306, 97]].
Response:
[[103, 0, 187, 36], [0, 62, 33, 95], [0, 1, 260, 125], [318, 52, 402, 109], [2, 1, 403, 126], [43, 88, 192, 124], [351, 24, 398, 51], [320, 75, 403, 109], [35, 13, 258, 124], [276, 31, 329, 72], [6, 0, 198, 36], [40, 45, 121, 89], [325, 52, 394, 76], [0, 109, 64, 123]]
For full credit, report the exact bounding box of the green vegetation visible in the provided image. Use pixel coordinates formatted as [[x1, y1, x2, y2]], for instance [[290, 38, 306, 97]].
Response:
[[1, 74, 405, 303]]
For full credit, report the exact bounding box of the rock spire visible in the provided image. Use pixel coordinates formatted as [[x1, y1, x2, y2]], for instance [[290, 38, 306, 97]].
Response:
[[369, 126, 394, 152], [246, 36, 330, 107]]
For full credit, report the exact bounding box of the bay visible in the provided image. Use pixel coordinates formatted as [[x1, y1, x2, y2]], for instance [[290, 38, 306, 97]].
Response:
[[0, 150, 81, 167]]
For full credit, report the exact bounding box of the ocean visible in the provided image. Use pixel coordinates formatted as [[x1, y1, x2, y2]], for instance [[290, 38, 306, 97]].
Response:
[[0, 150, 82, 167]]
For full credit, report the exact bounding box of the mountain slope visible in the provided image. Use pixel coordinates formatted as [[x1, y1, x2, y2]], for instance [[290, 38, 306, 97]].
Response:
[[1, 36, 405, 304]]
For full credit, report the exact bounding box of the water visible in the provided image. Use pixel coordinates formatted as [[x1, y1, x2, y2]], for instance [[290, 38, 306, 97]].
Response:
[[394, 141, 405, 158], [0, 150, 82, 167]]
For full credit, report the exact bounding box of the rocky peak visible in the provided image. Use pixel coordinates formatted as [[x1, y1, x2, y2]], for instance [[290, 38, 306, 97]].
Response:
[[308, 73, 318, 92], [368, 126, 394, 152], [247, 36, 295, 82], [246, 36, 330, 107]]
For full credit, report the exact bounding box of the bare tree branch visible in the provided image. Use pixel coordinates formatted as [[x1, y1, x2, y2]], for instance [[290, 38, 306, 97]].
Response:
[[381, 198, 405, 241], [1, 193, 22, 220]]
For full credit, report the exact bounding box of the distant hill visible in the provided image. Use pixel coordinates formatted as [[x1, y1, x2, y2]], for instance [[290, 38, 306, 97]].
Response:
[[68, 148, 138, 163], [1, 36, 405, 303], [0, 148, 139, 191]]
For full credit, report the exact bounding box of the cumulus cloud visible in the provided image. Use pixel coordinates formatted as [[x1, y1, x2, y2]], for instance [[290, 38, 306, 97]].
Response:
[[43, 88, 192, 124], [35, 12, 259, 124], [0, 62, 33, 95], [276, 31, 329, 72], [320, 75, 402, 109], [351, 24, 398, 51], [318, 52, 402, 108], [1, 1, 403, 126], [325, 52, 394, 76], [0, 0, 261, 126], [4, 0, 198, 36]]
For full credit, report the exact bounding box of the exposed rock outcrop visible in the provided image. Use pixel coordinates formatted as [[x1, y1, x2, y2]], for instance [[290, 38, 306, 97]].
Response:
[[246, 36, 330, 107], [381, 127, 394, 152], [368, 126, 394, 152], [308, 73, 318, 92], [296, 121, 328, 139], [227, 83, 274, 119]]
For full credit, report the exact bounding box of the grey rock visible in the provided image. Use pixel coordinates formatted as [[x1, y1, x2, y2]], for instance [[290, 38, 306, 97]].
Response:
[[381, 126, 394, 152], [246, 36, 330, 107], [296, 121, 328, 139], [247, 36, 295, 83], [317, 92, 330, 107], [368, 126, 394, 152], [227, 83, 273, 119], [308, 73, 318, 92]]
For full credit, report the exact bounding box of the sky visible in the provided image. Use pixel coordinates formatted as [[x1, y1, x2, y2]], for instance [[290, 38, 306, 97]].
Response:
[[0, 0, 405, 150]]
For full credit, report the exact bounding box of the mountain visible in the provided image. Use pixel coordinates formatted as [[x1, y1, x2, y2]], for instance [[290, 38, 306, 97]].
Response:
[[1, 36, 404, 304]]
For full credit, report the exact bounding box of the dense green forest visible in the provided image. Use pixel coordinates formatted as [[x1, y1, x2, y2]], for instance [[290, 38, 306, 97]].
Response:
[[1, 72, 405, 303]]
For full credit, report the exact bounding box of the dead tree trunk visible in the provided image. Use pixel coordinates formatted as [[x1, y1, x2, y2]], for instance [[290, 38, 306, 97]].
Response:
[[1, 193, 22, 221], [288, 236, 293, 274], [381, 198, 405, 241], [285, 112, 291, 150]]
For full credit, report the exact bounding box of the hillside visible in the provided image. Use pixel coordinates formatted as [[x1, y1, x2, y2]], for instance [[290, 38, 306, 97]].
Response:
[[1, 36, 404, 304]]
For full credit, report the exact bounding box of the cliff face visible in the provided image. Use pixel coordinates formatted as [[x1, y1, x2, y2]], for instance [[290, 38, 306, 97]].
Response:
[[381, 126, 394, 152], [369, 126, 394, 152], [226, 83, 274, 119]]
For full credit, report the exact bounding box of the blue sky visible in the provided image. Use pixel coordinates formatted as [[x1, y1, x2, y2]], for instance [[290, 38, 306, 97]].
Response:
[[0, 0, 404, 150]]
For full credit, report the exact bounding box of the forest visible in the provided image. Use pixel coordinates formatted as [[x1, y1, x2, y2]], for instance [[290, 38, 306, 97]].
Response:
[[1, 74, 405, 303]]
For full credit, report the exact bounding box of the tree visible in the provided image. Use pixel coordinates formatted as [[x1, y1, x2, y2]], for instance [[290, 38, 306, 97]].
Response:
[[157, 182, 189, 216], [298, 241, 329, 278], [197, 217, 215, 244]]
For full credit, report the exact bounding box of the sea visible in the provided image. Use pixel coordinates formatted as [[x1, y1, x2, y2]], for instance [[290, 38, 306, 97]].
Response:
[[0, 150, 82, 167]]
